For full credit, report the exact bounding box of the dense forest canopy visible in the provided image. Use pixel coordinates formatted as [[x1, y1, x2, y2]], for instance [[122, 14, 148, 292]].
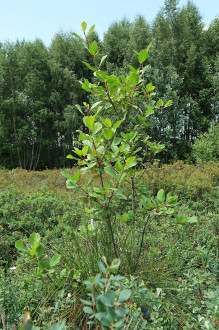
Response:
[[0, 0, 218, 169]]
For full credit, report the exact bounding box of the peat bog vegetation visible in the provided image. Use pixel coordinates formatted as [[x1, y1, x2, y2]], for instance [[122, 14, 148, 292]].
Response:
[[0, 5, 219, 330], [0, 163, 218, 329]]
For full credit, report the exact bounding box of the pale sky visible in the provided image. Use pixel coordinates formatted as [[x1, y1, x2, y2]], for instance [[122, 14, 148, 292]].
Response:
[[0, 0, 218, 46]]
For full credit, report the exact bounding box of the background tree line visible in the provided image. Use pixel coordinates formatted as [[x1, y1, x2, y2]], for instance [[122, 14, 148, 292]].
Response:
[[0, 0, 218, 169]]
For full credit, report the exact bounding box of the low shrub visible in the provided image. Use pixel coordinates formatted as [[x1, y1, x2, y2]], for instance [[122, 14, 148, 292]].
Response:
[[0, 161, 218, 201], [0, 186, 83, 268], [142, 161, 219, 199]]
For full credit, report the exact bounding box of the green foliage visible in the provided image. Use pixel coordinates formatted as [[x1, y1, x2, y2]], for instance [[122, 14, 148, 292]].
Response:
[[82, 258, 131, 329], [142, 161, 219, 199], [15, 232, 61, 273], [62, 22, 189, 265], [0, 186, 83, 268], [0, 5, 218, 167], [192, 121, 219, 163], [0, 174, 218, 328]]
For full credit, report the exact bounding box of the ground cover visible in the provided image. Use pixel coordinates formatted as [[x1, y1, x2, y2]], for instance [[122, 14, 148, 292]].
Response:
[[0, 164, 218, 329]]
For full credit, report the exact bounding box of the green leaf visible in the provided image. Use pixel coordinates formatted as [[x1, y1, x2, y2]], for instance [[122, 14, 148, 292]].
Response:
[[113, 120, 123, 129], [71, 32, 84, 41], [30, 245, 39, 257], [98, 261, 107, 274], [145, 107, 154, 117], [66, 179, 78, 189], [186, 216, 198, 223], [15, 240, 28, 252], [61, 170, 71, 179], [71, 172, 81, 181], [102, 291, 116, 307], [51, 320, 66, 330], [66, 154, 74, 159], [103, 128, 114, 140], [29, 233, 41, 248], [81, 21, 87, 32], [115, 193, 127, 200], [99, 55, 107, 67], [82, 61, 96, 71], [165, 100, 173, 107], [118, 289, 132, 303], [104, 167, 118, 180], [114, 320, 125, 329], [107, 75, 118, 95], [111, 258, 121, 269], [112, 137, 121, 146], [105, 118, 112, 127], [50, 254, 61, 268], [93, 122, 102, 135], [36, 245, 44, 257], [38, 259, 50, 270], [115, 161, 124, 173], [87, 24, 95, 36], [83, 116, 95, 130], [124, 131, 135, 140], [91, 101, 102, 110], [83, 306, 94, 315], [129, 72, 139, 86], [156, 99, 164, 107], [95, 70, 107, 82], [81, 299, 93, 306], [175, 215, 198, 224], [146, 83, 155, 91], [101, 118, 112, 128], [157, 189, 165, 203], [81, 146, 89, 156], [138, 115, 146, 122], [78, 131, 87, 140], [138, 49, 148, 64], [129, 65, 137, 73], [116, 308, 129, 318], [82, 80, 92, 92], [125, 156, 136, 169], [89, 41, 98, 55]]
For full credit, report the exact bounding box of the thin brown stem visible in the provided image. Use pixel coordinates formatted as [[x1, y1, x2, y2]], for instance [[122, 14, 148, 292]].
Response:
[[133, 217, 149, 272]]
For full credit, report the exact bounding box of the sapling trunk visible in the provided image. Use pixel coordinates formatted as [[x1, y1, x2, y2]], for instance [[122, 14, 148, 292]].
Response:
[[131, 176, 136, 248]]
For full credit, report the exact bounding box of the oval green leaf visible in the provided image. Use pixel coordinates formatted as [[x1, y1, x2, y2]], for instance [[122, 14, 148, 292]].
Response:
[[50, 254, 61, 268], [15, 240, 28, 252], [103, 128, 114, 140], [157, 189, 165, 203], [118, 289, 132, 303]]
